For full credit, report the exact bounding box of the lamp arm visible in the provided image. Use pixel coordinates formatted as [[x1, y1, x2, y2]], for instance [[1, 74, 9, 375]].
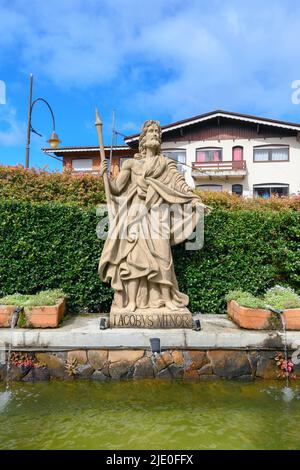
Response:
[[31, 97, 56, 134]]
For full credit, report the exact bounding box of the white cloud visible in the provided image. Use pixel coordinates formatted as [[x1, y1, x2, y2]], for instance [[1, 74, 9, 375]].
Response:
[[0, 104, 25, 146], [1, 0, 300, 121]]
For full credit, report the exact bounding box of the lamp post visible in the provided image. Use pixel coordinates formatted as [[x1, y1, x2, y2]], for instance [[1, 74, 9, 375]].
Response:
[[25, 74, 61, 168]]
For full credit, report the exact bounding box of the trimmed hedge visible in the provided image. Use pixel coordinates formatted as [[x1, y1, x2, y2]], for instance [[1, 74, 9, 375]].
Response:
[[1, 165, 300, 211], [0, 165, 106, 205], [195, 189, 300, 212], [0, 199, 112, 313], [175, 210, 300, 313], [0, 199, 299, 314]]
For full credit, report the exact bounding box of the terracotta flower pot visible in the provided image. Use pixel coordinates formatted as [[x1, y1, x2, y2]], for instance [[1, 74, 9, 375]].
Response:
[[282, 309, 300, 330], [228, 300, 300, 330], [0, 305, 16, 327], [24, 299, 66, 328], [228, 300, 271, 329]]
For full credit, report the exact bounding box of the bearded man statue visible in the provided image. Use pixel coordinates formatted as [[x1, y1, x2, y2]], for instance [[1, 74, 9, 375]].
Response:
[[98, 120, 206, 328]]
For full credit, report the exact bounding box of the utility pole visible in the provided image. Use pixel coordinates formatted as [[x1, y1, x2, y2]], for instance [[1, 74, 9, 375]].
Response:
[[25, 74, 33, 169]]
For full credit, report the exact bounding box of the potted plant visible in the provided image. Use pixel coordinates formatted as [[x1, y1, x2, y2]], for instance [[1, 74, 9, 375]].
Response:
[[226, 286, 300, 330], [0, 289, 66, 328]]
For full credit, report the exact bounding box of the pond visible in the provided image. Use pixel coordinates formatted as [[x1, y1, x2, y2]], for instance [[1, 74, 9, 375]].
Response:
[[0, 380, 300, 450]]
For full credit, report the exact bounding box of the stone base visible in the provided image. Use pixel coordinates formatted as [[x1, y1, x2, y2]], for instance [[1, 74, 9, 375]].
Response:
[[1, 315, 300, 381], [2, 348, 300, 382], [109, 306, 193, 329]]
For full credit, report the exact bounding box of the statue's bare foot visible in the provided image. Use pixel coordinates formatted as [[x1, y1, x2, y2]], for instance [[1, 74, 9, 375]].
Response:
[[165, 301, 180, 311], [124, 302, 136, 312]]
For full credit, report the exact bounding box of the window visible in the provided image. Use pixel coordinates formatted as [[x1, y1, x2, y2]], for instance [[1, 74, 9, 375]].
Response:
[[72, 159, 93, 171], [164, 149, 186, 172], [196, 148, 222, 162], [232, 146, 243, 161], [196, 184, 223, 192], [253, 184, 289, 198], [232, 184, 243, 196], [254, 146, 289, 162]]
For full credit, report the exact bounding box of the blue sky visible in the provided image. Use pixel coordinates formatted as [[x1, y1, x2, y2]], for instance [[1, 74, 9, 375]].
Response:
[[1, 0, 300, 170]]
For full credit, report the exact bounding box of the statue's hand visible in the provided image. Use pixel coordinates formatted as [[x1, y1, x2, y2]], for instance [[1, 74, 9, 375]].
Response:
[[100, 159, 108, 176]]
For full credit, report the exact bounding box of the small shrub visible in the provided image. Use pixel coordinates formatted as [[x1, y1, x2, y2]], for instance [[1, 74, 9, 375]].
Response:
[[225, 290, 247, 303], [263, 285, 300, 310], [226, 285, 300, 311], [0, 294, 32, 306], [268, 313, 282, 330], [225, 290, 267, 309], [0, 289, 65, 307], [17, 311, 26, 328]]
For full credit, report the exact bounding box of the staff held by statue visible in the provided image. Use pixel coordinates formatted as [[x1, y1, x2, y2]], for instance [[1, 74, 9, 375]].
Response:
[[95, 108, 113, 222]]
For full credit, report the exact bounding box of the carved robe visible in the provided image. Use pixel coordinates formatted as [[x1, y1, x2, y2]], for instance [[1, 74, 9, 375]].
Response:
[[99, 154, 203, 309]]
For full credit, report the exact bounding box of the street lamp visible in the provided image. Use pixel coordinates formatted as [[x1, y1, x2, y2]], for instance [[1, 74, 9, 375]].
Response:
[[25, 74, 61, 168], [48, 131, 61, 149]]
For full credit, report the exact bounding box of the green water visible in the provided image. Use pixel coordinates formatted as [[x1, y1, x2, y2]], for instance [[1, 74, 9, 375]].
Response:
[[0, 380, 300, 450]]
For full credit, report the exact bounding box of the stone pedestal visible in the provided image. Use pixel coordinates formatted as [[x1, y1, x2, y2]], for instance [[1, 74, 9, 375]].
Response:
[[110, 306, 193, 329]]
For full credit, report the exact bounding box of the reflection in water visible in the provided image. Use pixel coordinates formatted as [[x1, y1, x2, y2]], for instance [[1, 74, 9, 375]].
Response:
[[0, 380, 300, 450], [282, 386, 295, 402], [0, 390, 12, 412]]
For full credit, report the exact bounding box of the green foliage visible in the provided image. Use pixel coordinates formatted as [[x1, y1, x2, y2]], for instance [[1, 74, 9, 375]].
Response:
[[0, 289, 65, 307], [174, 210, 300, 313], [0, 166, 106, 206], [0, 199, 299, 314], [225, 290, 267, 309], [195, 189, 300, 212], [0, 199, 112, 313], [225, 285, 300, 312], [268, 313, 282, 331], [1, 166, 300, 211], [16, 311, 26, 328], [263, 285, 300, 310], [0, 293, 31, 306]]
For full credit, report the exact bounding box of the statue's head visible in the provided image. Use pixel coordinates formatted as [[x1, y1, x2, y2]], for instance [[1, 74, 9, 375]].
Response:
[[138, 120, 162, 157]]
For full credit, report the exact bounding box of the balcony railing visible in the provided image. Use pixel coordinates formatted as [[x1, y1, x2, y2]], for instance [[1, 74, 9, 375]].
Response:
[[192, 160, 247, 172]]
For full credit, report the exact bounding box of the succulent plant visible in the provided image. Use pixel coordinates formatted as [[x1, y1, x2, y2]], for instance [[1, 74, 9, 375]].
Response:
[[65, 357, 78, 376]]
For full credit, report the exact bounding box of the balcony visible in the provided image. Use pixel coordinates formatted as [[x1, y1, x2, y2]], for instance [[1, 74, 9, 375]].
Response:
[[192, 160, 247, 179]]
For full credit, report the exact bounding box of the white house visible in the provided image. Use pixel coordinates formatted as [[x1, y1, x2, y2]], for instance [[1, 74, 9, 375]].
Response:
[[44, 110, 300, 198], [125, 110, 300, 197]]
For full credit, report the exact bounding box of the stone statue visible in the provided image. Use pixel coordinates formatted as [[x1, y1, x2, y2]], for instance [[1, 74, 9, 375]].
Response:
[[98, 120, 205, 328]]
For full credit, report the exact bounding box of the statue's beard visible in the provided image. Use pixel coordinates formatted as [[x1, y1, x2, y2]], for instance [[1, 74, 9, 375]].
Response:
[[147, 140, 159, 151]]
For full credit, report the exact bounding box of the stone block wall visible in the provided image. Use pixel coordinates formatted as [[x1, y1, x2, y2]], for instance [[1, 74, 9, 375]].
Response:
[[1, 348, 300, 382]]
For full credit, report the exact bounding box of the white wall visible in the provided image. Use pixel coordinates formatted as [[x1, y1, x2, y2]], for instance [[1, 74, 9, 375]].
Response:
[[162, 136, 300, 196]]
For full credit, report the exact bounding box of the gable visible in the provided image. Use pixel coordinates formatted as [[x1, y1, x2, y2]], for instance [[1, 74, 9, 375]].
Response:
[[162, 116, 298, 143]]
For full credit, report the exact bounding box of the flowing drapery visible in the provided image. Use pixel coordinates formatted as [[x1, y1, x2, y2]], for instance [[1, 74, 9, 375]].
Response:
[[99, 155, 204, 309]]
